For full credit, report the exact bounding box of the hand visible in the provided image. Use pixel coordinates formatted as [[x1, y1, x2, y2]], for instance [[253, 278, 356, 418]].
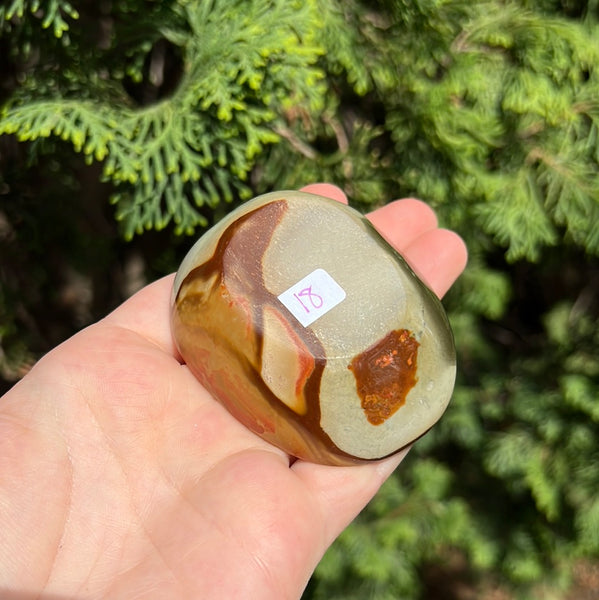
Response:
[[0, 184, 467, 599]]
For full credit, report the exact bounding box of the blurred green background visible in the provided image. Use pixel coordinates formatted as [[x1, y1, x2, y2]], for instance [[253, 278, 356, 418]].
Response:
[[1, 1, 598, 598]]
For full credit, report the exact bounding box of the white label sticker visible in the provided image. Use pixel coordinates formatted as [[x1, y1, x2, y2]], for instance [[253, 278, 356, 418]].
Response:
[[278, 268, 346, 327]]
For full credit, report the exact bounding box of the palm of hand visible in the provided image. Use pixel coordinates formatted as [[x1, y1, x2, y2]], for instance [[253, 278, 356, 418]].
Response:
[[0, 185, 467, 599]]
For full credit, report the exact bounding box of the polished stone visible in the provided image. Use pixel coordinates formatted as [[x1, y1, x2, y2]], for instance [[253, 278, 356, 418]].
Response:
[[171, 191, 456, 465]]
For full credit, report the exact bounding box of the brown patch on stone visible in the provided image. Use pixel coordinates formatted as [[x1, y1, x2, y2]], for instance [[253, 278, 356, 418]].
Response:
[[349, 329, 419, 425]]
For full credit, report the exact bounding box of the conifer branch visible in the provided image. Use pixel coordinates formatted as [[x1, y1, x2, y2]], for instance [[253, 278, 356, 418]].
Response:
[[272, 124, 318, 159]]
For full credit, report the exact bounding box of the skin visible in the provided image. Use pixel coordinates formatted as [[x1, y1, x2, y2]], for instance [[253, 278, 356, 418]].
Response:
[[0, 184, 467, 599]]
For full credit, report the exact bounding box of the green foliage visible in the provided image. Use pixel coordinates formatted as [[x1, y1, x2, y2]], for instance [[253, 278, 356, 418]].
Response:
[[1, 0, 325, 238], [0, 0, 79, 38], [2, 0, 599, 598], [384, 1, 599, 261]]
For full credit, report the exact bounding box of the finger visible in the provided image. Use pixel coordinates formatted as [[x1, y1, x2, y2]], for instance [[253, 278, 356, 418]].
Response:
[[293, 450, 409, 546], [300, 183, 348, 204], [102, 274, 178, 357], [402, 229, 468, 298], [367, 198, 438, 252]]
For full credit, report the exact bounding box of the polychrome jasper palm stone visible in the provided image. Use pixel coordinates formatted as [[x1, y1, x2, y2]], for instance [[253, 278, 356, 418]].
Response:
[[171, 191, 456, 465]]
